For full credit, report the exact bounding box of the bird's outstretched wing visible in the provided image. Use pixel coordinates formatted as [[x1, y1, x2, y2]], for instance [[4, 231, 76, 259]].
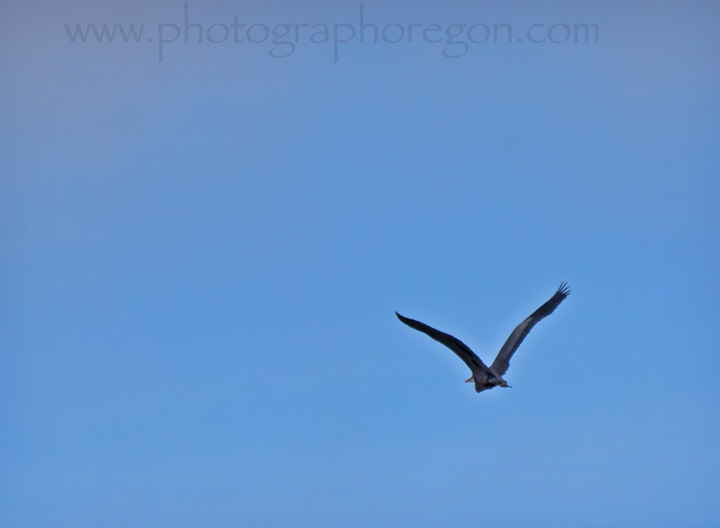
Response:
[[490, 282, 570, 376], [395, 312, 494, 378]]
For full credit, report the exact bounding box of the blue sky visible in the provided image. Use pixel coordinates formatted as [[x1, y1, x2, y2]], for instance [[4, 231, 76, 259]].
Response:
[[2, 1, 719, 527]]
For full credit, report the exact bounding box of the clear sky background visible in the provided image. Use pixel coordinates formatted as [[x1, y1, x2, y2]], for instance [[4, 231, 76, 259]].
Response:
[[2, 1, 719, 527]]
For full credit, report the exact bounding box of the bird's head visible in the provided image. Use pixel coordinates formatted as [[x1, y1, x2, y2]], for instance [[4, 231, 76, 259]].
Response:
[[499, 380, 512, 388]]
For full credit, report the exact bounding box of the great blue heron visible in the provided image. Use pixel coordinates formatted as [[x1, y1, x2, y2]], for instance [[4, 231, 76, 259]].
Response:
[[396, 283, 570, 393]]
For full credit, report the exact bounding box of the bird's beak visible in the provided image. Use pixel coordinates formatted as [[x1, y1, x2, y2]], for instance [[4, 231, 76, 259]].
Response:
[[465, 376, 473, 383]]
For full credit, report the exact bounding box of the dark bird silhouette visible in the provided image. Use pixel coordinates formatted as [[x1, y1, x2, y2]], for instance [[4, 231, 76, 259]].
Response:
[[396, 283, 570, 393]]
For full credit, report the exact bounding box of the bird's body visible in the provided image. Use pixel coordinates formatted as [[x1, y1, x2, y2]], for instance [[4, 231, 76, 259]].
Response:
[[396, 283, 570, 393]]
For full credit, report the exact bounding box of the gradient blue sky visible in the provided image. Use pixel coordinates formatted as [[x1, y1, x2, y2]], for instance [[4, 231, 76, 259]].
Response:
[[2, 1, 719, 527]]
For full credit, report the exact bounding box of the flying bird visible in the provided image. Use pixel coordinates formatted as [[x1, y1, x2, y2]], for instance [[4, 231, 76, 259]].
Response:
[[396, 282, 570, 393]]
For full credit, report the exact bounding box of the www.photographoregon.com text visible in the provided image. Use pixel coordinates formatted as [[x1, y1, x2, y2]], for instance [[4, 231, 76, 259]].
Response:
[[64, 3, 600, 63]]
